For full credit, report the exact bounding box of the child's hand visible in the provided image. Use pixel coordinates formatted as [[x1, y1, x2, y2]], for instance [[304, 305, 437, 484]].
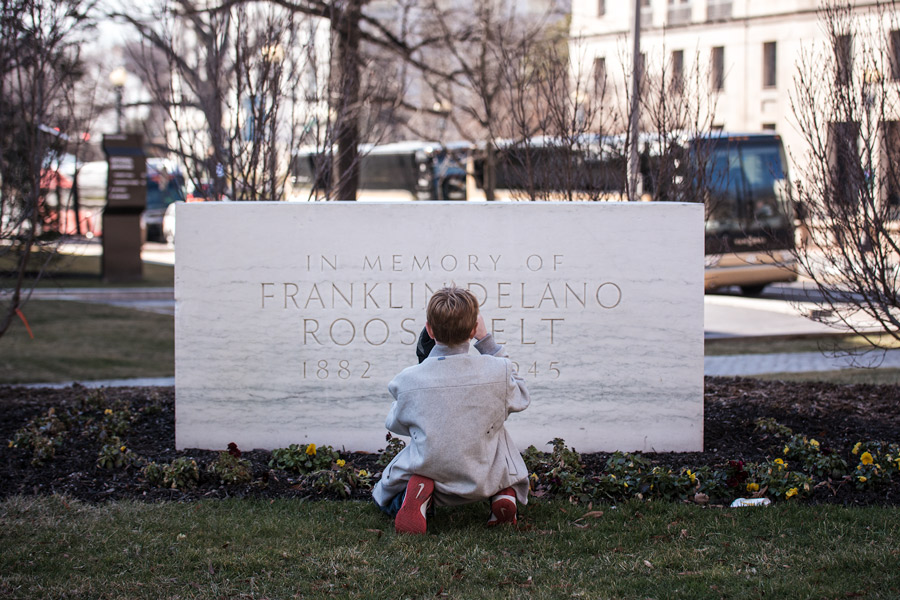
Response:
[[473, 314, 488, 340]]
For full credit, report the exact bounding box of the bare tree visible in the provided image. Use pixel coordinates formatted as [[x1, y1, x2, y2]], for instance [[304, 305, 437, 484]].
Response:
[[633, 42, 719, 205], [0, 0, 97, 340], [120, 0, 406, 201], [117, 1, 318, 201], [790, 1, 900, 349], [470, 30, 718, 206], [403, 0, 566, 201]]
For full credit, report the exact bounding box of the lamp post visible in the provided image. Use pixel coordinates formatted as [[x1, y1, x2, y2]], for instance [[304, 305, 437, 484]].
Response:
[[627, 0, 642, 202], [109, 66, 128, 134], [433, 100, 451, 139]]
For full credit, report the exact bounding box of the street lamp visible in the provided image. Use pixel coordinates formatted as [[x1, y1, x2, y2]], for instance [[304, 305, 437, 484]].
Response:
[[109, 66, 128, 134], [432, 100, 451, 139]]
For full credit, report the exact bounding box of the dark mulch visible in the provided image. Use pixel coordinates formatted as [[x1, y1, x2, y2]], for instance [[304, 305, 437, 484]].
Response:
[[1, 377, 898, 505]]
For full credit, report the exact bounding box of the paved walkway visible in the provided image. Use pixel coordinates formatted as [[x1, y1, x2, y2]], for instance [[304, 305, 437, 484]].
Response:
[[705, 349, 900, 377], [26, 287, 175, 315], [15, 377, 176, 389], [13, 283, 899, 386]]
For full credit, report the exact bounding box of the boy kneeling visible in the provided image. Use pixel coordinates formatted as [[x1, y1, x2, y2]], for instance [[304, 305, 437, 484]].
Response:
[[372, 286, 531, 534]]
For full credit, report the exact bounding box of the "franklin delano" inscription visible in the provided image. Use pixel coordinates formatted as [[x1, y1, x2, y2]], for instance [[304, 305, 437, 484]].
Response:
[[257, 252, 622, 380]]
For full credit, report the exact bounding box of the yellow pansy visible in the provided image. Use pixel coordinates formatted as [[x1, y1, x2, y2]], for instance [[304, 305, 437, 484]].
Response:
[[785, 487, 798, 499], [809, 439, 820, 448], [358, 469, 369, 477], [783, 446, 789, 455], [104, 409, 113, 415], [305, 443, 317, 456], [336, 459, 346, 468], [747, 482, 759, 492], [687, 469, 696, 483], [858, 476, 868, 483], [860, 452, 874, 465], [852, 442, 862, 455], [120, 445, 126, 452]]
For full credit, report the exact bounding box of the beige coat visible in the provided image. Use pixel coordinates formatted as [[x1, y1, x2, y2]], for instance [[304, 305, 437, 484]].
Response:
[[372, 334, 531, 508]]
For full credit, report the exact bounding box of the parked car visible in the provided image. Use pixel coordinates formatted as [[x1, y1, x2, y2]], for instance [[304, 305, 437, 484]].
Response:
[[142, 159, 186, 242], [162, 200, 179, 245]]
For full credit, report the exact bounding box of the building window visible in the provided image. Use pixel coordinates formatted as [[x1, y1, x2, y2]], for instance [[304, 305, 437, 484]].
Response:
[[667, 0, 691, 26], [640, 0, 652, 28], [711, 46, 725, 91], [671, 49, 684, 93], [835, 34, 852, 87], [828, 121, 862, 205], [890, 30, 900, 81], [762, 123, 776, 131], [598, 0, 605, 16], [592, 57, 607, 94], [763, 41, 777, 88], [883, 121, 900, 218]]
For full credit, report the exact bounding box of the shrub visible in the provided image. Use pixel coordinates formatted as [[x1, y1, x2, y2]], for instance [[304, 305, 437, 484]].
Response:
[[851, 441, 899, 488], [747, 458, 813, 499], [311, 460, 373, 498], [96, 437, 141, 470], [208, 452, 253, 485], [782, 434, 847, 480], [525, 438, 590, 501], [269, 443, 339, 474], [377, 433, 406, 467], [142, 457, 200, 490], [8, 408, 68, 466], [754, 417, 793, 438]]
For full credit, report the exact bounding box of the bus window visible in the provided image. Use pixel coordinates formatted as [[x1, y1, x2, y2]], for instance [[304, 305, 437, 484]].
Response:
[[739, 144, 790, 230], [705, 147, 743, 234]]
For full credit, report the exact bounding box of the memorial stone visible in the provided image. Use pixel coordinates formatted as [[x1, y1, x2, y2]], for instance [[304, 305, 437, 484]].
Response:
[[175, 202, 704, 453]]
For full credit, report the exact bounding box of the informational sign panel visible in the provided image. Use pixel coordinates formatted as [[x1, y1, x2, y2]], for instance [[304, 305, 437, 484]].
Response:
[[102, 134, 146, 211], [175, 202, 704, 453], [101, 133, 146, 282]]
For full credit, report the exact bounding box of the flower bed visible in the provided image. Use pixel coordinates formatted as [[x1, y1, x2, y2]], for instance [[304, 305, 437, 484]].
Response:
[[2, 377, 899, 505]]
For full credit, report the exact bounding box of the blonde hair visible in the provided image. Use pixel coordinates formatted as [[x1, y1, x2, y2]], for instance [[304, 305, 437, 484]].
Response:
[[426, 286, 479, 345]]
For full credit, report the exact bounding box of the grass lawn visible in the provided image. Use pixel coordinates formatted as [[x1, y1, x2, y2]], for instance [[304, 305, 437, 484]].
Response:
[[751, 368, 900, 385], [0, 301, 173, 384], [705, 332, 900, 356], [2, 496, 898, 599], [1, 247, 173, 288]]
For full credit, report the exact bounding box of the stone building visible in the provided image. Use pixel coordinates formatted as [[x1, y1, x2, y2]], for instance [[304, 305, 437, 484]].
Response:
[[569, 0, 900, 198]]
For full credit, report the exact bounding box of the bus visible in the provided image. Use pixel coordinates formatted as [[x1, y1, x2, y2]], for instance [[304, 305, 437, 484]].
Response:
[[465, 132, 798, 295], [288, 141, 468, 202], [694, 133, 797, 295], [288, 133, 797, 295]]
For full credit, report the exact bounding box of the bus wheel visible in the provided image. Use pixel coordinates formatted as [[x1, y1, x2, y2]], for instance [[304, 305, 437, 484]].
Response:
[[740, 284, 766, 297]]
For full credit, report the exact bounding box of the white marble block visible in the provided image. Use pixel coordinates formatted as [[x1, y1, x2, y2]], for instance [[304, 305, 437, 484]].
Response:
[[175, 202, 704, 453]]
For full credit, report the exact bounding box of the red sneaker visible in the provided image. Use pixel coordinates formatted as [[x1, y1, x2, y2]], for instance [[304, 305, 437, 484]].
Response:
[[487, 487, 517, 526], [395, 475, 434, 535]]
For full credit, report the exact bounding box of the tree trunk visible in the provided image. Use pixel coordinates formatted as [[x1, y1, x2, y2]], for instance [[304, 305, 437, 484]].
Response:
[[334, 0, 363, 201]]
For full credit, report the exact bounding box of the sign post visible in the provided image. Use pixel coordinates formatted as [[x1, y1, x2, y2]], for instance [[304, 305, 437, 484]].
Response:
[[101, 133, 146, 282]]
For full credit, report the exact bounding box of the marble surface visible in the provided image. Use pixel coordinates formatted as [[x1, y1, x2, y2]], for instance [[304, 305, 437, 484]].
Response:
[[175, 202, 704, 452]]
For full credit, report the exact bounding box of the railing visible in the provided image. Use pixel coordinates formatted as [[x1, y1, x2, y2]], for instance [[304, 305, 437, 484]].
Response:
[[706, 0, 732, 21]]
